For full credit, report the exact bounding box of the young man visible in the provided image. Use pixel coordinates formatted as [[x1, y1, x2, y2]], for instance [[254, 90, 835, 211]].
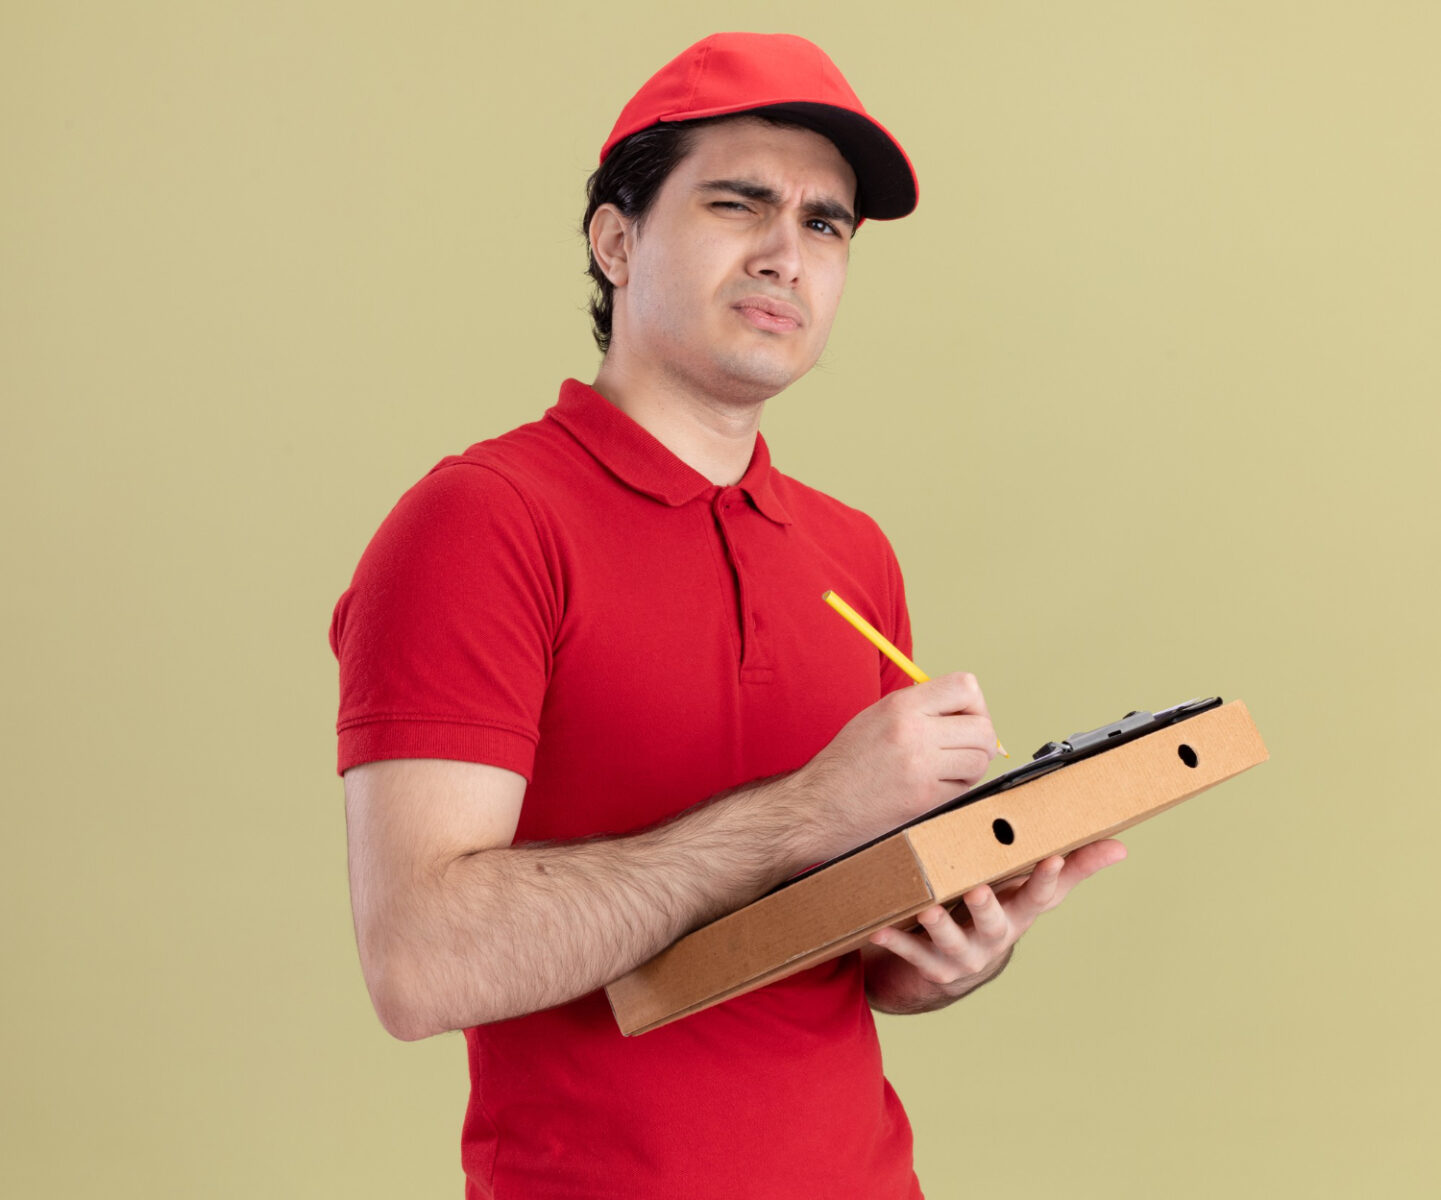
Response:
[[331, 32, 1122, 1199]]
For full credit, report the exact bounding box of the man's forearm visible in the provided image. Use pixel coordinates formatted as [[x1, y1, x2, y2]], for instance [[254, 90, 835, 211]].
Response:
[[375, 774, 815, 1038], [361, 672, 1006, 1039]]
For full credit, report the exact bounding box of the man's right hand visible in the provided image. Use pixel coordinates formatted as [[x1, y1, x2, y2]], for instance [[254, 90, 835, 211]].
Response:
[[794, 671, 999, 861]]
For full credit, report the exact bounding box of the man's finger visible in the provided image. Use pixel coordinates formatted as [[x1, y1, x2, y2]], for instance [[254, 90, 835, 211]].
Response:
[[1012, 842, 1128, 920], [1011, 855, 1065, 916], [915, 671, 989, 718], [872, 924, 972, 983], [936, 746, 995, 787], [959, 886, 1010, 942], [916, 905, 974, 956], [934, 713, 999, 753], [1057, 839, 1128, 891]]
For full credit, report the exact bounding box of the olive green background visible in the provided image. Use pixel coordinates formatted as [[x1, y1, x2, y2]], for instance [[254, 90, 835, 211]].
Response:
[[4, 2, 1437, 1196]]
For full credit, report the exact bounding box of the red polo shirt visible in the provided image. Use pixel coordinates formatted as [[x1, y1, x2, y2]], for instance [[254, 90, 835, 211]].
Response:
[[331, 379, 922, 1199]]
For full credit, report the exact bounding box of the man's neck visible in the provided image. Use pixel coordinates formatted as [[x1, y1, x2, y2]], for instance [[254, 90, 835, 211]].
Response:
[[590, 358, 767, 486]]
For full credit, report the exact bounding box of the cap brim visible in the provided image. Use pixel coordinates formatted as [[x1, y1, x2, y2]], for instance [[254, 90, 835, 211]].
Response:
[[660, 100, 918, 221], [751, 102, 917, 221]]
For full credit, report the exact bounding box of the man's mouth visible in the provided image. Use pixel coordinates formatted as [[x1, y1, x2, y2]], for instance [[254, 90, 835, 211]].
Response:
[[733, 296, 804, 333]]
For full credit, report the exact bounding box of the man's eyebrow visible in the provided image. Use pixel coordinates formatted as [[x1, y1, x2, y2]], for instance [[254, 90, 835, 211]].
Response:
[[695, 178, 857, 233]]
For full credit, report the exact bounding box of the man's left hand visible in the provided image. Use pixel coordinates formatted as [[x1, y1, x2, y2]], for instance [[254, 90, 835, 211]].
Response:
[[862, 839, 1128, 1014]]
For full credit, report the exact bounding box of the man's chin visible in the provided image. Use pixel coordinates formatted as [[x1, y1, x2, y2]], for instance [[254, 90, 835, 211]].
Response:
[[709, 349, 814, 403]]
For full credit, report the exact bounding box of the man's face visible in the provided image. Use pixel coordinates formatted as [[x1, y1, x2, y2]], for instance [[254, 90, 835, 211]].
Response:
[[608, 118, 858, 405]]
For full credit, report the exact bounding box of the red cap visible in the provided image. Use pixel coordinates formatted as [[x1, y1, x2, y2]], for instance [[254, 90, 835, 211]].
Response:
[[601, 32, 918, 221]]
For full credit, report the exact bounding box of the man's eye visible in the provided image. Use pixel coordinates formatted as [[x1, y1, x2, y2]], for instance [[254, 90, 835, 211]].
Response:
[[712, 201, 751, 212], [806, 218, 839, 236]]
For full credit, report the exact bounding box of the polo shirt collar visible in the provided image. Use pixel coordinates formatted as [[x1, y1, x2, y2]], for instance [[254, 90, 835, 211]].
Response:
[[547, 379, 793, 525]]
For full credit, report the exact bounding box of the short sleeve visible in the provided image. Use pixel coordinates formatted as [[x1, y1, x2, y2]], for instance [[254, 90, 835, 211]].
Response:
[[328, 462, 560, 778]]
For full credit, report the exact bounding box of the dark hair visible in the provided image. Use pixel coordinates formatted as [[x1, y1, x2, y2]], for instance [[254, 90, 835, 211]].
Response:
[[581, 124, 699, 355], [581, 114, 832, 355]]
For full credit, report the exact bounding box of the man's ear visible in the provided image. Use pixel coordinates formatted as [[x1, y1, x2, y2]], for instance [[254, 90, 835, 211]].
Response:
[[588, 204, 631, 288]]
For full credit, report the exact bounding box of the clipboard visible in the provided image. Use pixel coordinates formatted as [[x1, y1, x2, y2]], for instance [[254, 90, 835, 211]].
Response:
[[774, 696, 1225, 891], [606, 696, 1267, 1036]]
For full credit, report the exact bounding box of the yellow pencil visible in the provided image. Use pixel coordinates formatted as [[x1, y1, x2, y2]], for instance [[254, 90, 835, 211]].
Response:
[[822, 590, 1008, 758]]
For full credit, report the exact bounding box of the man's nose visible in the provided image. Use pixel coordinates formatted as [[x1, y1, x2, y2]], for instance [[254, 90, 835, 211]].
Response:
[[746, 218, 802, 287]]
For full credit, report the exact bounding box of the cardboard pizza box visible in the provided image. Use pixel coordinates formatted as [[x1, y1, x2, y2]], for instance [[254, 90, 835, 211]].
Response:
[[606, 698, 1268, 1035]]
